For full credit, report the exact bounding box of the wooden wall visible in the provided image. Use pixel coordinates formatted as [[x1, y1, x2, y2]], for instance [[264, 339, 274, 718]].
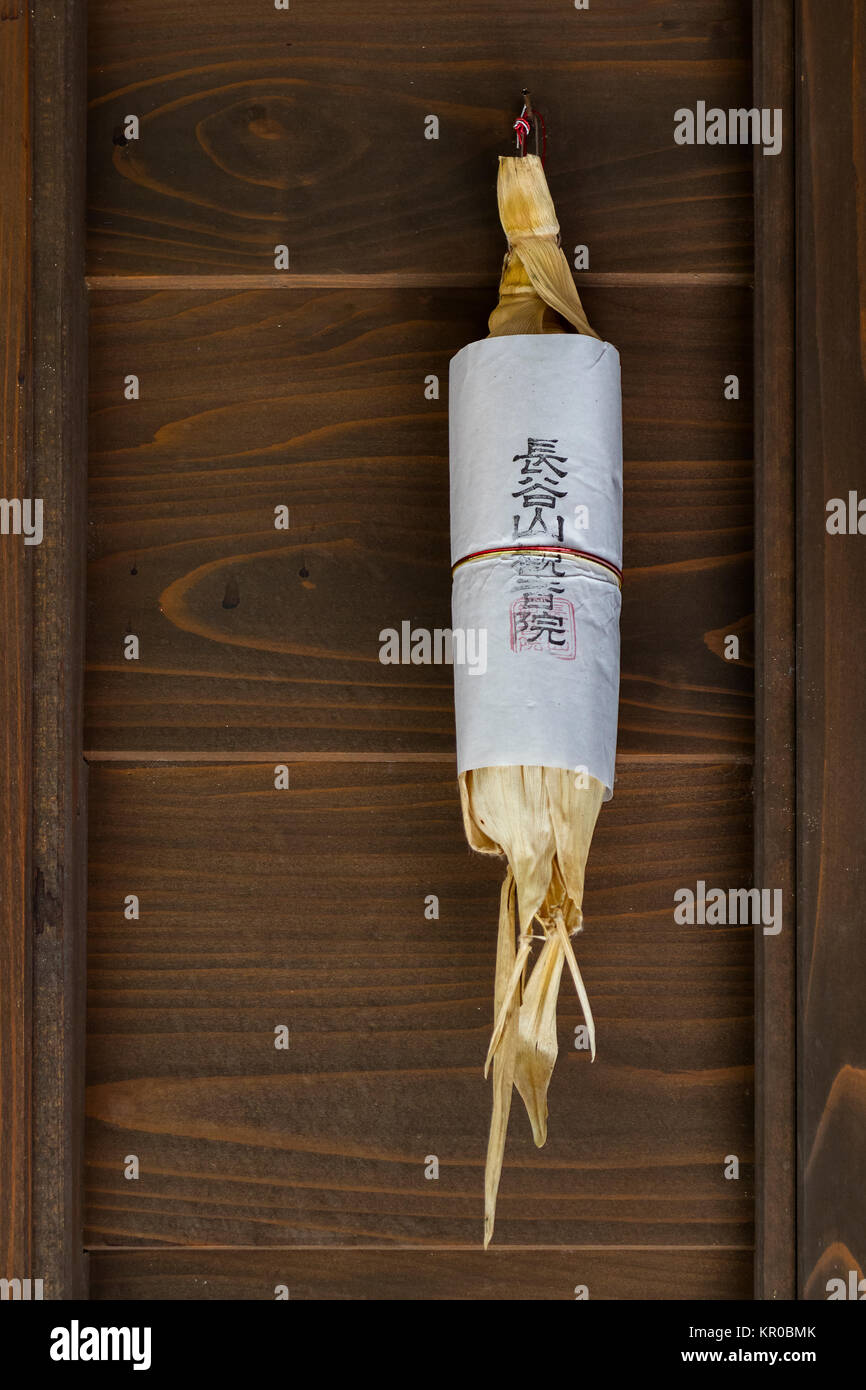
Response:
[[0, 1, 89, 1300], [0, 0, 34, 1286], [84, 1, 756, 1299], [797, 1, 866, 1302]]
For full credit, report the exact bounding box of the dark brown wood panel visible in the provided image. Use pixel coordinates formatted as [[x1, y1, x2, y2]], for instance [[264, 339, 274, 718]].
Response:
[[89, 1246, 753, 1300], [29, 0, 90, 1300], [86, 285, 753, 755], [752, 0, 795, 1302], [0, 0, 33, 1286], [1, 1, 89, 1299], [86, 0, 753, 276], [798, 0, 866, 1300], [85, 760, 754, 1249]]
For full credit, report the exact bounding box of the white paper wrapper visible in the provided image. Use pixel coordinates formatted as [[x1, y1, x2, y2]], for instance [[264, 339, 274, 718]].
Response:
[[449, 335, 623, 797], [450, 335, 622, 567]]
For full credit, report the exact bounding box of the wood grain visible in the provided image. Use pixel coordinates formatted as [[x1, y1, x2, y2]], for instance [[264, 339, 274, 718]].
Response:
[[80, 0, 763, 1304], [87, 272, 756, 291], [798, 0, 866, 1300], [85, 760, 754, 1250], [86, 285, 753, 755], [0, 0, 33, 1286], [0, 0, 89, 1298], [88, 1246, 753, 1300], [29, 0, 90, 1300], [752, 0, 795, 1302], [85, 0, 753, 276]]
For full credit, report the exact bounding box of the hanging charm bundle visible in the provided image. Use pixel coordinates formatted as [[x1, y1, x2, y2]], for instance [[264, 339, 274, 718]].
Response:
[[449, 97, 623, 1246]]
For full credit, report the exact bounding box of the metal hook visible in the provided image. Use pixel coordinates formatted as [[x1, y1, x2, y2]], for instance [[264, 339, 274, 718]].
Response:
[[515, 90, 542, 159], [522, 90, 541, 157]]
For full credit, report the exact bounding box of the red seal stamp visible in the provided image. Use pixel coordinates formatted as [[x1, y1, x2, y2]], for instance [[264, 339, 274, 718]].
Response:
[[510, 596, 577, 659]]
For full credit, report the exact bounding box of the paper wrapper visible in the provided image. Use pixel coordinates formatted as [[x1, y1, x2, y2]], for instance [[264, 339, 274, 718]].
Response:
[[449, 334, 623, 796]]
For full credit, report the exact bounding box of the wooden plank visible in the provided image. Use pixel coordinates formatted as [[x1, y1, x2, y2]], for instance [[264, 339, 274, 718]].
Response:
[[88, 1246, 754, 1301], [85, 760, 753, 1249], [752, 0, 796, 1301], [86, 284, 753, 756], [797, 0, 866, 1301], [28, 0, 90, 1299], [0, 0, 33, 1288], [86, 272, 756, 291], [85, 0, 753, 276], [0, 0, 88, 1301]]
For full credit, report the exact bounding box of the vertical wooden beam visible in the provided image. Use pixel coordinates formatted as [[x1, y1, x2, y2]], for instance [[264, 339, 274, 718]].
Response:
[[0, 1, 88, 1297], [0, 0, 34, 1287], [753, 0, 797, 1300], [797, 0, 866, 1300], [29, 0, 88, 1299]]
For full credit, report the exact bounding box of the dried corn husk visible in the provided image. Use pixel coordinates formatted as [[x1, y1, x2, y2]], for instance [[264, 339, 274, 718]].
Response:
[[460, 152, 609, 1247], [487, 155, 599, 340]]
